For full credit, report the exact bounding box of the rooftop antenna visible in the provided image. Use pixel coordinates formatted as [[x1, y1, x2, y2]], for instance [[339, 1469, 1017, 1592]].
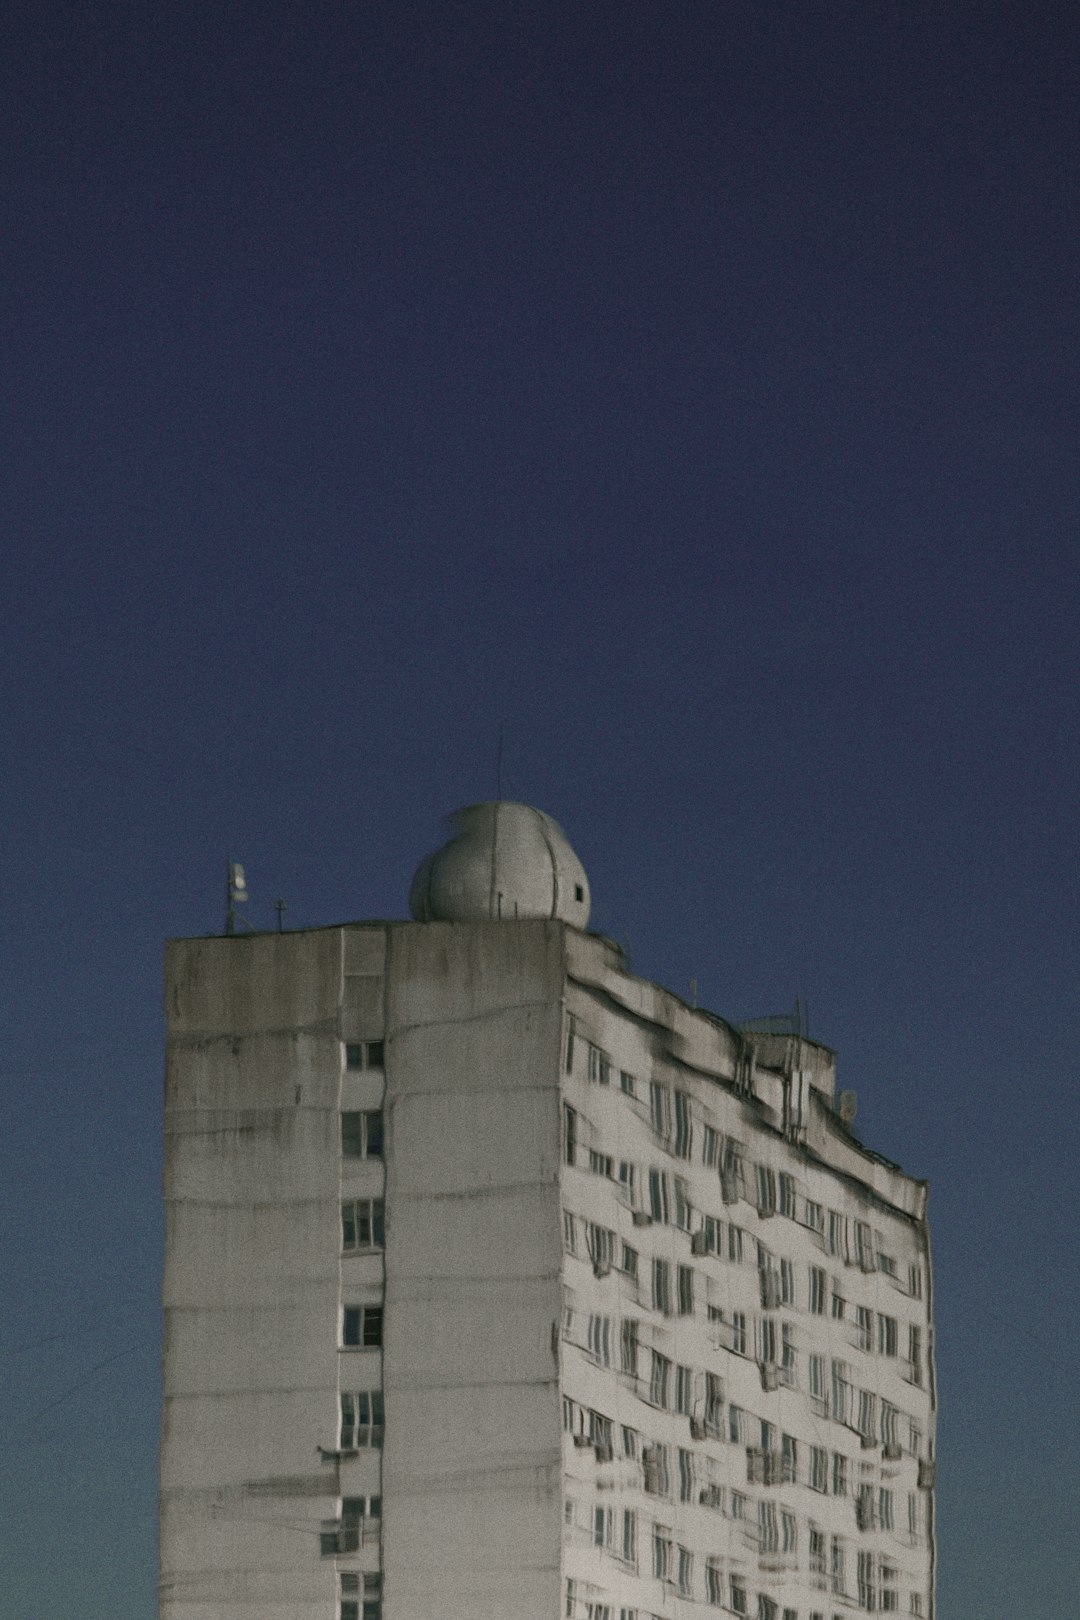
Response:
[[275, 898, 287, 933], [496, 723, 505, 800], [225, 859, 253, 935]]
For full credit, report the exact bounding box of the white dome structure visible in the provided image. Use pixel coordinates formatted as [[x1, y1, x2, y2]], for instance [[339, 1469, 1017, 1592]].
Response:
[[409, 802, 591, 926]]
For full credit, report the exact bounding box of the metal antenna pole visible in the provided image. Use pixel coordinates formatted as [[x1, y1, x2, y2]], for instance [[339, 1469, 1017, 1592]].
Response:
[[226, 858, 234, 936]]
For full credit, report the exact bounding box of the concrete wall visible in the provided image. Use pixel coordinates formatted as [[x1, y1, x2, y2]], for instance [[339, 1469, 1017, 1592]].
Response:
[[161, 930, 347, 1620], [380, 921, 565, 1619]]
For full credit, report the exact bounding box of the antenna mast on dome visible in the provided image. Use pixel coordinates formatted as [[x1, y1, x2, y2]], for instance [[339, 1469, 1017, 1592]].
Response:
[[225, 859, 253, 936]]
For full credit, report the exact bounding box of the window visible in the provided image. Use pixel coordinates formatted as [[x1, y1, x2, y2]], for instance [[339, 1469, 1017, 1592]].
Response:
[[832, 1451, 847, 1496], [757, 1590, 778, 1620], [831, 1284, 846, 1320], [755, 1165, 776, 1215], [702, 1123, 719, 1167], [345, 1040, 384, 1070], [828, 1211, 848, 1260], [781, 1432, 797, 1483], [728, 1404, 746, 1445], [673, 1091, 692, 1157], [643, 1441, 669, 1495], [620, 1069, 636, 1096], [730, 1489, 747, 1520], [342, 1199, 384, 1250], [594, 1503, 614, 1548], [706, 1559, 724, 1605], [879, 1562, 898, 1611], [621, 1425, 638, 1459], [881, 1402, 899, 1449], [340, 1390, 384, 1448], [782, 1320, 797, 1378], [728, 1225, 744, 1263], [563, 1211, 576, 1252], [564, 1104, 577, 1166], [853, 1220, 873, 1269], [587, 1223, 616, 1268], [340, 1571, 381, 1620], [677, 1265, 694, 1315], [589, 1150, 614, 1178], [909, 1263, 923, 1298], [648, 1169, 670, 1224], [778, 1172, 796, 1217], [341, 1111, 383, 1158], [730, 1576, 748, 1615], [673, 1176, 693, 1230], [344, 1493, 381, 1525], [588, 1044, 611, 1084], [622, 1507, 637, 1564], [809, 1266, 826, 1314], [810, 1445, 827, 1491], [877, 1314, 898, 1357], [621, 1241, 638, 1280], [908, 1492, 919, 1538], [809, 1526, 826, 1575], [677, 1544, 693, 1595], [621, 1318, 639, 1377], [704, 1372, 723, 1434], [758, 1316, 777, 1365], [878, 1250, 898, 1279], [809, 1353, 826, 1406], [565, 1022, 576, 1073], [342, 1305, 382, 1348], [730, 1311, 747, 1355], [781, 1510, 797, 1554], [618, 1160, 636, 1202], [704, 1214, 721, 1253], [879, 1488, 894, 1531], [678, 1446, 694, 1501], [804, 1199, 824, 1235], [675, 1364, 692, 1415], [831, 1536, 846, 1596], [650, 1350, 671, 1407], [588, 1410, 613, 1451], [909, 1325, 923, 1383], [857, 1389, 877, 1442], [650, 1081, 670, 1139], [652, 1523, 671, 1580], [857, 1550, 875, 1610], [780, 1258, 794, 1304], [587, 1314, 611, 1365], [831, 1361, 849, 1424], [856, 1306, 873, 1352], [652, 1258, 672, 1314]]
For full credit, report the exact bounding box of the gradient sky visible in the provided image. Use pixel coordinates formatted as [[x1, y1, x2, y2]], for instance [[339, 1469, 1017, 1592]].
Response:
[[1, 4, 1077, 1615]]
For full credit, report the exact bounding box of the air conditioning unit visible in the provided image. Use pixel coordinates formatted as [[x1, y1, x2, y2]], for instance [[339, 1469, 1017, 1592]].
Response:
[[699, 1486, 722, 1508], [572, 1432, 592, 1448], [689, 1417, 706, 1441], [691, 1230, 709, 1255], [883, 1441, 902, 1461], [594, 1439, 614, 1463], [859, 1252, 877, 1274], [593, 1259, 611, 1278], [760, 1273, 781, 1309], [632, 1210, 653, 1227], [859, 1431, 878, 1450], [855, 1497, 873, 1531], [759, 1362, 779, 1392], [720, 1171, 738, 1205], [918, 1459, 935, 1490]]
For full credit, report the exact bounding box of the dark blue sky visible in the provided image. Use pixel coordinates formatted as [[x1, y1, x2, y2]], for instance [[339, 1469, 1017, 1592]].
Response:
[[2, 3, 1077, 1614]]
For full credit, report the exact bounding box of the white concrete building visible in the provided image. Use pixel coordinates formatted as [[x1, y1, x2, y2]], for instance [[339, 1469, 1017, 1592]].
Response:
[[160, 803, 936, 1620]]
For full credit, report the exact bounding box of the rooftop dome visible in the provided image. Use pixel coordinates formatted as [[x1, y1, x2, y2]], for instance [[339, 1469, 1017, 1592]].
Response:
[[409, 802, 591, 926]]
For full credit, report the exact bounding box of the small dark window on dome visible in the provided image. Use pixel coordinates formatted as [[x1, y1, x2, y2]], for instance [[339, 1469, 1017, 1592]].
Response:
[[575, 884, 584, 902]]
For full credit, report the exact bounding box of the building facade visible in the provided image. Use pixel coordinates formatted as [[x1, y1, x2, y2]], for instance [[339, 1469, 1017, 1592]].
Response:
[[160, 804, 935, 1620]]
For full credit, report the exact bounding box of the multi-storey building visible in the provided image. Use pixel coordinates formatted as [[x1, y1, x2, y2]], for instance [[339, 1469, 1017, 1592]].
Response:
[[160, 801, 935, 1620]]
